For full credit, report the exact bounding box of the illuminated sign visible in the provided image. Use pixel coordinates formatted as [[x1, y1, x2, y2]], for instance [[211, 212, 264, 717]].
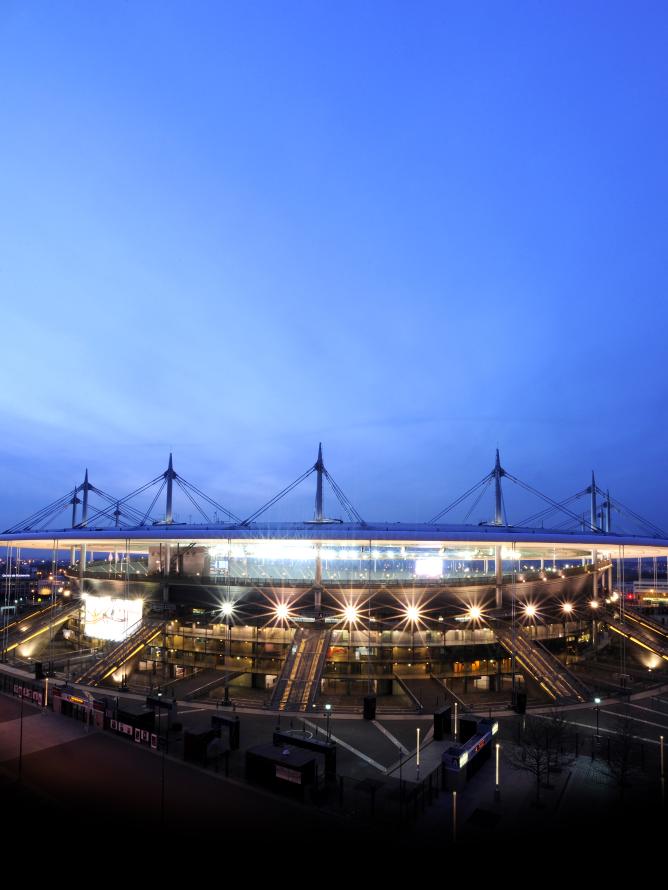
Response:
[[82, 594, 143, 642], [276, 766, 302, 784]]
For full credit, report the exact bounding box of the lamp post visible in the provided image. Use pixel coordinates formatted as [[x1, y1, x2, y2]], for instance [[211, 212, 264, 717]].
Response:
[[155, 689, 167, 826], [594, 697, 601, 740], [494, 742, 501, 801], [325, 702, 332, 741], [416, 727, 421, 780], [661, 734, 665, 807], [18, 686, 24, 783]]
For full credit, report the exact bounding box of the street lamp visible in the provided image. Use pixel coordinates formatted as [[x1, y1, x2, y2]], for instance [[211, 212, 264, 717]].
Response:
[[594, 697, 601, 740], [495, 742, 501, 801], [324, 702, 332, 741], [416, 727, 421, 780], [156, 690, 166, 826]]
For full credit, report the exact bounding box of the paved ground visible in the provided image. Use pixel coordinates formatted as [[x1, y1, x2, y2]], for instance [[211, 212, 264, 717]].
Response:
[[2, 683, 666, 858]]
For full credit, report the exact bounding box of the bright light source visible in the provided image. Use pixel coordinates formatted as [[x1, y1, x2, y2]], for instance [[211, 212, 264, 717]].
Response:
[[343, 605, 358, 624], [275, 603, 290, 621], [524, 604, 537, 617], [405, 605, 421, 624], [220, 602, 234, 616], [562, 602, 573, 613], [415, 557, 442, 578], [610, 592, 619, 602], [589, 599, 600, 609], [468, 606, 482, 620], [81, 594, 144, 642]]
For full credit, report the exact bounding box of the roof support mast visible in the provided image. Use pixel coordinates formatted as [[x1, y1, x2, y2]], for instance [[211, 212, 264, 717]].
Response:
[[70, 485, 80, 528], [606, 490, 612, 533], [494, 449, 503, 527], [79, 468, 91, 577], [313, 443, 324, 616], [590, 471, 597, 532], [590, 471, 599, 604], [493, 449, 504, 609], [314, 443, 324, 522], [165, 453, 175, 524], [81, 469, 90, 527]]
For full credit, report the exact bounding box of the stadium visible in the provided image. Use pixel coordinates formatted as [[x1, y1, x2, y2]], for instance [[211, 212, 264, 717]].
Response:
[[2, 447, 668, 714]]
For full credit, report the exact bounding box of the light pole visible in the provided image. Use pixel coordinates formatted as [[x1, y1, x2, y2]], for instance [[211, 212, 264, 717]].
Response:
[[156, 689, 166, 827], [594, 697, 601, 740], [416, 727, 420, 781], [661, 734, 665, 807], [17, 687, 24, 783], [494, 742, 501, 801], [661, 734, 665, 780], [325, 702, 332, 741]]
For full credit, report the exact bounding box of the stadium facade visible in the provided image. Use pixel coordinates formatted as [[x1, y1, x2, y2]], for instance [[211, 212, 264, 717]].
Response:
[[2, 449, 668, 710]]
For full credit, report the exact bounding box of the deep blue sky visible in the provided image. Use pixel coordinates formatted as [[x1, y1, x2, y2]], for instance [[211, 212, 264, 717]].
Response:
[[1, 1, 667, 529]]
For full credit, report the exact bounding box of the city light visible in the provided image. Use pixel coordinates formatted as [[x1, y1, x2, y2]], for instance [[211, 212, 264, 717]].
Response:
[[275, 603, 290, 621], [220, 601, 234, 617], [524, 604, 537, 618], [405, 604, 421, 624], [468, 605, 483, 620], [561, 602, 574, 614], [589, 599, 600, 609], [343, 604, 358, 624]]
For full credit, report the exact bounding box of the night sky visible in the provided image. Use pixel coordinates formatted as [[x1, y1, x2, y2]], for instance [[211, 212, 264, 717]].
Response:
[[1, 2, 667, 530]]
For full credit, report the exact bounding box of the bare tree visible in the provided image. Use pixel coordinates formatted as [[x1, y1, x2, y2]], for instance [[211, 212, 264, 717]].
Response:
[[509, 712, 573, 805], [596, 715, 641, 800]]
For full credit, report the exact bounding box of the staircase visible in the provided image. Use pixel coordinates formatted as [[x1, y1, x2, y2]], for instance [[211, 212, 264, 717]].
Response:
[[493, 619, 590, 703], [271, 626, 332, 711], [75, 618, 165, 686], [603, 607, 668, 664], [1, 601, 80, 657]]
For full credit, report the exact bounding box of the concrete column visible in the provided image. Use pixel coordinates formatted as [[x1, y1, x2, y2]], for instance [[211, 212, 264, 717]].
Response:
[[314, 544, 322, 616], [162, 544, 171, 604], [495, 545, 503, 608]]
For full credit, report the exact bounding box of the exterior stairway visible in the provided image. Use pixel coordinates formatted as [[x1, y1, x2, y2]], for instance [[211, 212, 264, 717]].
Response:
[[271, 626, 332, 711], [603, 606, 668, 663], [493, 618, 590, 703], [1, 600, 80, 657], [75, 617, 165, 686]]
